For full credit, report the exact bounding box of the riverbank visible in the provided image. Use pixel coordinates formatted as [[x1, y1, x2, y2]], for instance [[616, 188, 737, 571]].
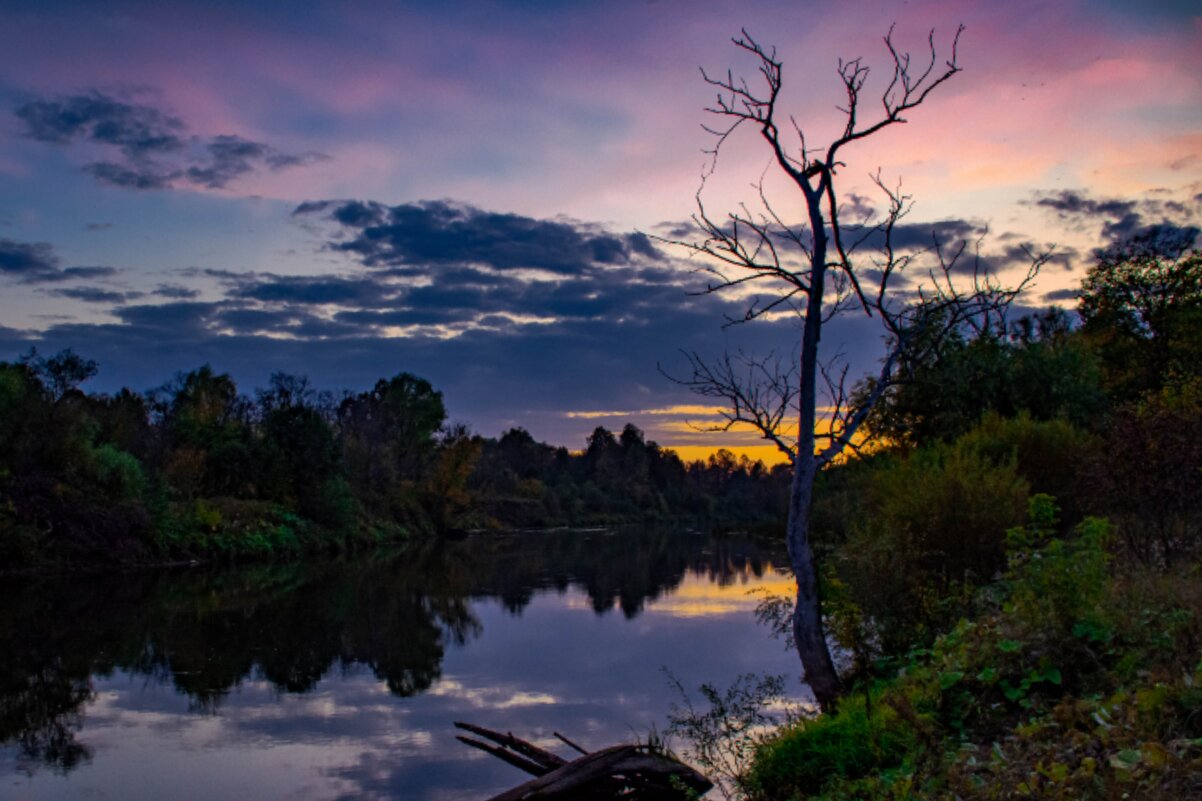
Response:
[[724, 503, 1202, 800]]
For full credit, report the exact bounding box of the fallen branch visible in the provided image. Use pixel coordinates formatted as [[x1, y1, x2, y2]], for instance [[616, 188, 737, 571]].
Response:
[[454, 722, 713, 800]]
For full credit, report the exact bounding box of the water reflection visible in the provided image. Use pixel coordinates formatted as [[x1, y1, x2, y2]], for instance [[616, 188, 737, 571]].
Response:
[[1, 529, 798, 800]]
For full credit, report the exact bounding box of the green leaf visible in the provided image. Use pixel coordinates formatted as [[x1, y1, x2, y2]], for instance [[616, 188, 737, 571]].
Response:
[[1109, 749, 1142, 770], [939, 671, 966, 690], [998, 639, 1022, 653], [976, 666, 999, 684]]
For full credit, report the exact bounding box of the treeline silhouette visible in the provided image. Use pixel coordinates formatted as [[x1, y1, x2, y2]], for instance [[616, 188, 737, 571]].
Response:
[[0, 357, 788, 566]]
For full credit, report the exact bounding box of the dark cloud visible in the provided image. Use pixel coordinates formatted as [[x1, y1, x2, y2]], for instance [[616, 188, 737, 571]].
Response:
[[334, 308, 469, 327], [84, 160, 179, 190], [0, 238, 60, 281], [15, 92, 324, 191], [49, 286, 142, 303], [215, 307, 311, 335], [1100, 213, 1144, 243], [331, 200, 385, 228], [651, 220, 697, 240], [626, 232, 661, 260], [1032, 189, 1202, 252], [996, 242, 1067, 273], [212, 304, 372, 339], [0, 240, 116, 284], [199, 267, 247, 282], [297, 199, 661, 273], [1034, 190, 1137, 220], [230, 274, 398, 307], [15, 93, 185, 156], [1043, 288, 1081, 302], [851, 219, 987, 253], [112, 301, 223, 339], [185, 135, 325, 189], [153, 284, 200, 299]]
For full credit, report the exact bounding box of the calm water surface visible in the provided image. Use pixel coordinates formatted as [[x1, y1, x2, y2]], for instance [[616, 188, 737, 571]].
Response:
[[1, 529, 805, 800]]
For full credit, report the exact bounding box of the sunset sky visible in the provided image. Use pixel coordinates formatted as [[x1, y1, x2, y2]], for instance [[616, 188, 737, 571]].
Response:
[[1, 0, 1199, 461]]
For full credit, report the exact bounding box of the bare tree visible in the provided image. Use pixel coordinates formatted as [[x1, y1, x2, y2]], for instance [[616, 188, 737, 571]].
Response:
[[665, 26, 1045, 711]]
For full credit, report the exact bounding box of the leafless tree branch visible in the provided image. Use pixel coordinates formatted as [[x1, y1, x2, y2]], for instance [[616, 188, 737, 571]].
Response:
[[659, 24, 1035, 711]]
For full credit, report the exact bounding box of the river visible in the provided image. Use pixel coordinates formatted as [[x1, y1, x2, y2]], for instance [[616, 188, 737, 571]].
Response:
[[0, 528, 806, 800]]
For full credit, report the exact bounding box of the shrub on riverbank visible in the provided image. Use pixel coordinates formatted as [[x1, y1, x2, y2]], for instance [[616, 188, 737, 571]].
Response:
[[741, 498, 1202, 800]]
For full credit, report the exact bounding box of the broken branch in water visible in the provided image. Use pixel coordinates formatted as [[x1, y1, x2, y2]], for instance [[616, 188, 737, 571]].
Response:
[[454, 721, 713, 800]]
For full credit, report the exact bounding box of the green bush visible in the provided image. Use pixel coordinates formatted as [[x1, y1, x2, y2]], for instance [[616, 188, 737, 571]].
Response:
[[90, 443, 148, 502], [956, 413, 1094, 527], [838, 436, 1029, 655], [1005, 497, 1113, 647], [745, 693, 914, 800]]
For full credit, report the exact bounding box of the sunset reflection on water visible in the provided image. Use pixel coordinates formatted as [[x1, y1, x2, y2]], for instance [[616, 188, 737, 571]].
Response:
[[1, 531, 805, 801]]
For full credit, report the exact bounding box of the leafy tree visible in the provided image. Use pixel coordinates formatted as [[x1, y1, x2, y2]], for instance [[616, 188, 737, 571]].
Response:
[[420, 423, 483, 534], [256, 373, 344, 526], [18, 347, 97, 402], [1079, 225, 1202, 401], [0, 354, 153, 561], [150, 366, 257, 500], [338, 372, 446, 524], [865, 309, 1106, 447]]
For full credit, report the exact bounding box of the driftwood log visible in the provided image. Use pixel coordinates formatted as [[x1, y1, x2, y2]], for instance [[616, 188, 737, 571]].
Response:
[[454, 721, 713, 800]]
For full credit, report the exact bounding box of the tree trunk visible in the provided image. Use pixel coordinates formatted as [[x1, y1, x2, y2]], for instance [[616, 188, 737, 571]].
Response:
[[788, 190, 842, 712], [787, 453, 842, 711]]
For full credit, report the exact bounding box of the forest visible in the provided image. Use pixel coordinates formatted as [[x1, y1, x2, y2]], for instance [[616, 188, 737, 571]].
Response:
[[0, 347, 788, 568]]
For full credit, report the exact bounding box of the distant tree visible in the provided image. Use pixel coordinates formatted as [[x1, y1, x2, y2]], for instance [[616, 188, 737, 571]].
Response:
[[1078, 224, 1202, 401], [338, 373, 446, 523], [19, 347, 97, 403], [93, 388, 153, 461], [256, 373, 343, 523], [665, 27, 1043, 709], [152, 366, 255, 498], [420, 423, 483, 534], [1, 354, 152, 559]]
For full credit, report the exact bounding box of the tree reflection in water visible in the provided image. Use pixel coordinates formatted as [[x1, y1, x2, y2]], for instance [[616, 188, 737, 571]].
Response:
[[0, 528, 785, 778]]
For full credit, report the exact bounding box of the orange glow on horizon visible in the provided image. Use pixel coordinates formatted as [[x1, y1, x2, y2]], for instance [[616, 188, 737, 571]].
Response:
[[666, 444, 792, 467]]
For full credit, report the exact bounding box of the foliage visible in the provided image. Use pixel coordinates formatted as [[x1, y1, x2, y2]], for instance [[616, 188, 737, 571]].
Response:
[[741, 498, 1202, 800], [743, 692, 915, 801], [864, 309, 1107, 447], [1084, 377, 1202, 564], [1078, 229, 1202, 402], [0, 354, 789, 568], [955, 413, 1095, 527], [836, 432, 1030, 656]]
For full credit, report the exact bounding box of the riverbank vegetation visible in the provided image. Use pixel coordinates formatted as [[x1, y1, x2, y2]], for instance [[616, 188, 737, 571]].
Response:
[[0, 352, 787, 568], [668, 234, 1202, 798]]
